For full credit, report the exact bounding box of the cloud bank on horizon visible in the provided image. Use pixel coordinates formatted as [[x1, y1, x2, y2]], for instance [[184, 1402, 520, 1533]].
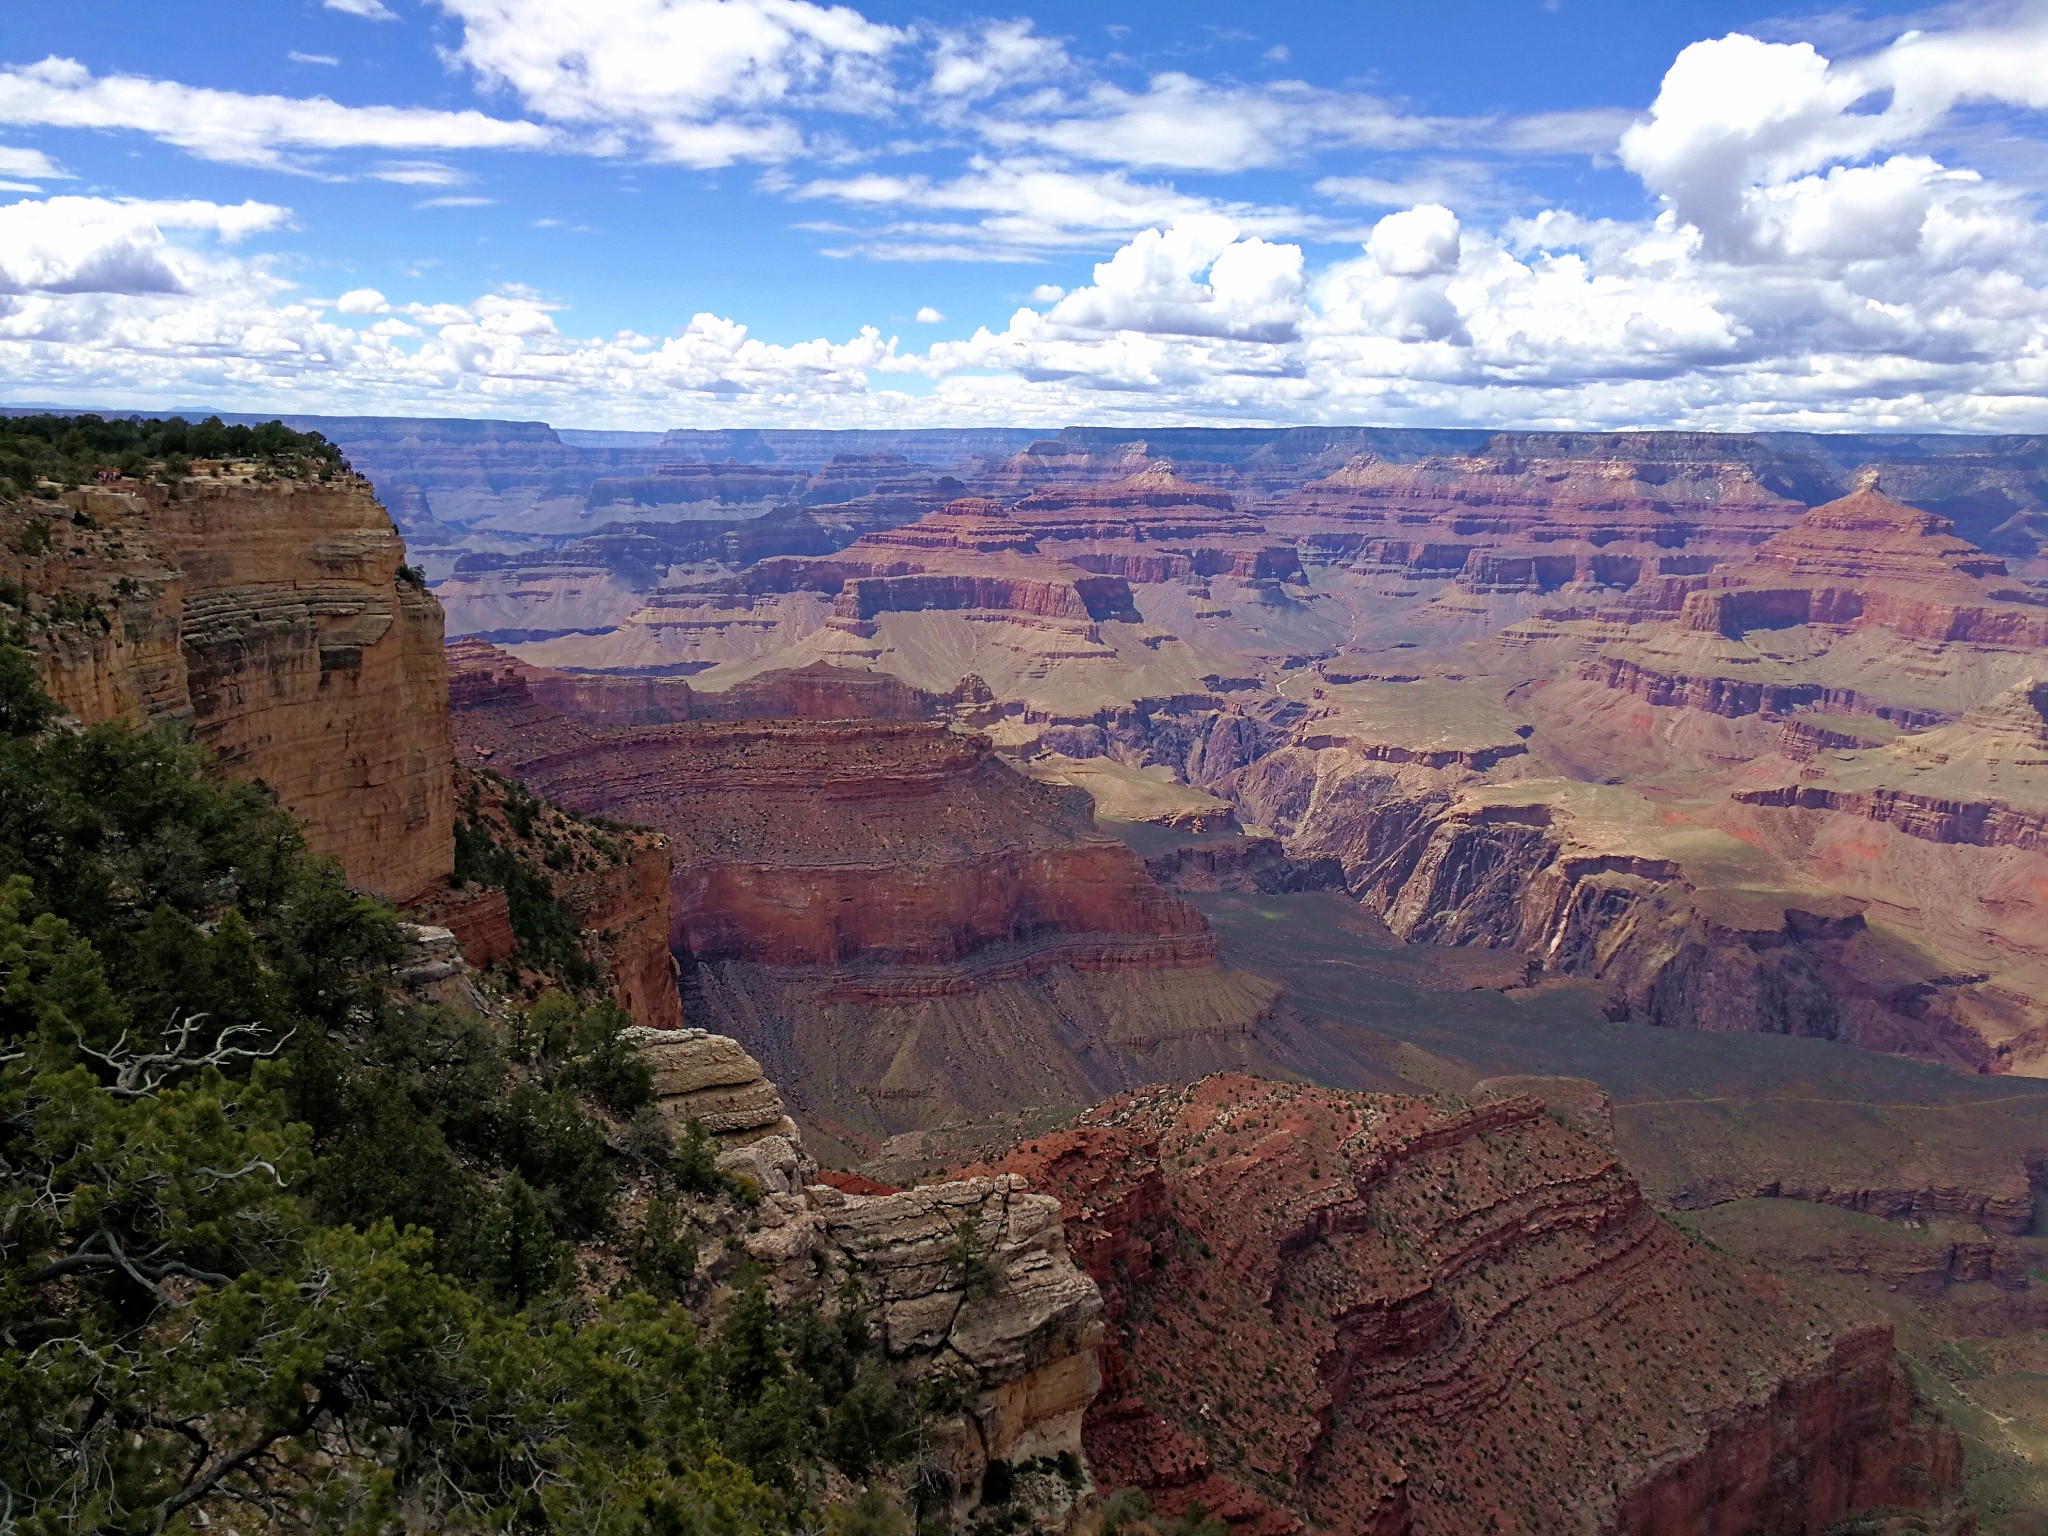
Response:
[[0, 0, 2046, 431]]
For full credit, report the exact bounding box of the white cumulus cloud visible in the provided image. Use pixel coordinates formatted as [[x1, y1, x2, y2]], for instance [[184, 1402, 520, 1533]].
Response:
[[433, 0, 905, 165], [0, 197, 289, 297], [7, 9, 2048, 433], [1366, 204, 1461, 277], [1039, 216, 1305, 342]]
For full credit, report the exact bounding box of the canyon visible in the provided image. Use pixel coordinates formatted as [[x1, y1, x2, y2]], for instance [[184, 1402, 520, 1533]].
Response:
[[383, 419, 2048, 1525], [390, 423, 2048, 1075], [14, 418, 2048, 1530], [440, 637, 1284, 1162]]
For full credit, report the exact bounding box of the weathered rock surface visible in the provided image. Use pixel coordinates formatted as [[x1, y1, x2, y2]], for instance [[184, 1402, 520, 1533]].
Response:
[[4, 473, 454, 901], [1681, 485, 2048, 648], [627, 1025, 1104, 1522], [977, 1075, 1968, 1536], [408, 765, 686, 1031], [628, 1024, 802, 1144], [1735, 678, 2048, 852]]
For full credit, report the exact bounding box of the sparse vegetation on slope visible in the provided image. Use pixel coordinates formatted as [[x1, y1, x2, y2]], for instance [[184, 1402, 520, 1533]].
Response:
[[0, 643, 936, 1535]]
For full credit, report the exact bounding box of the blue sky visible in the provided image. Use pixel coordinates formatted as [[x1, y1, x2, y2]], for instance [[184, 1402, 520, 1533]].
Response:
[[1, 0, 2045, 430]]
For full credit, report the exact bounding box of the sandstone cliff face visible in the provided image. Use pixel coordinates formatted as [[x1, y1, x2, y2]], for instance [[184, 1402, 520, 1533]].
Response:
[[555, 836, 687, 1031], [4, 474, 454, 901], [445, 644, 1219, 968], [978, 1075, 1967, 1536]]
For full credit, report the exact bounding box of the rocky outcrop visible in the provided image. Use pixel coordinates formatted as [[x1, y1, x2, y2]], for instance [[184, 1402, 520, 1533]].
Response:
[[409, 766, 685, 1030], [977, 1075, 1967, 1536], [630, 1025, 803, 1144], [4, 473, 454, 901], [555, 837, 686, 1031], [814, 1175, 1103, 1489], [630, 1025, 1104, 1524], [1681, 486, 2048, 647]]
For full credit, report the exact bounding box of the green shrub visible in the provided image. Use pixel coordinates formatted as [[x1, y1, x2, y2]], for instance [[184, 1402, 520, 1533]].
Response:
[[0, 412, 346, 498]]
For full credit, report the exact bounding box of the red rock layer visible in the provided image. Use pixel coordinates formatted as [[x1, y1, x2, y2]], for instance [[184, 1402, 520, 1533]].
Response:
[[7, 476, 454, 901], [1006, 467, 1265, 541], [1683, 486, 2048, 646], [1752, 485, 2011, 584], [412, 766, 685, 1031], [741, 473, 1299, 625], [978, 1076, 1965, 1536], [446, 649, 1220, 973], [1265, 449, 1804, 591], [533, 720, 1212, 967]]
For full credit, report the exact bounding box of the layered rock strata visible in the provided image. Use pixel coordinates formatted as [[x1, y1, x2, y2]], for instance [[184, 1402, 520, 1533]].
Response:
[[1264, 443, 1806, 594], [1238, 736, 2033, 1069], [1681, 485, 2048, 647], [447, 645, 1278, 1145], [446, 643, 1216, 966], [1734, 678, 2048, 853], [3, 472, 454, 901], [630, 1025, 802, 1145], [978, 1074, 1967, 1536]]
